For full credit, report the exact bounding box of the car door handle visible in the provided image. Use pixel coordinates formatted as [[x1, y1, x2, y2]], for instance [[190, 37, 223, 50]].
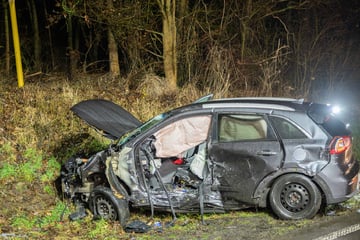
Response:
[[257, 150, 277, 156]]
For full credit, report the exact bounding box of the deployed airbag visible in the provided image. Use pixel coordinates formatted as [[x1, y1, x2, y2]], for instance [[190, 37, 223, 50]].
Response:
[[153, 115, 211, 157]]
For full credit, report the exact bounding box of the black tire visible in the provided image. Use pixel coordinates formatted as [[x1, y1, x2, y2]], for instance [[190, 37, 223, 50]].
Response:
[[89, 186, 130, 226], [269, 174, 321, 220]]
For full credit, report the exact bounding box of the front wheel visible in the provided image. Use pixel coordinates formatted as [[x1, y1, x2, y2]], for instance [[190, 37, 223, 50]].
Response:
[[89, 186, 130, 226], [269, 174, 321, 220]]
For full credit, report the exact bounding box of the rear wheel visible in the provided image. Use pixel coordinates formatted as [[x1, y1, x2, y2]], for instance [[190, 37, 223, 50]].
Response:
[[89, 186, 130, 226], [269, 174, 321, 220]]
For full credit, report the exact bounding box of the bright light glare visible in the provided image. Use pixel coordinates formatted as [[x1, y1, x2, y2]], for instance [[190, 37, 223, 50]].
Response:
[[332, 106, 341, 114]]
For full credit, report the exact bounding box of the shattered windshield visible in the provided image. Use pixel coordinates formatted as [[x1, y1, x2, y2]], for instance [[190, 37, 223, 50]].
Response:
[[116, 113, 170, 146]]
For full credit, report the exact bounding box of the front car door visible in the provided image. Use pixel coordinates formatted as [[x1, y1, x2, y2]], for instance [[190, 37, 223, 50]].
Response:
[[208, 112, 284, 206], [132, 113, 214, 209]]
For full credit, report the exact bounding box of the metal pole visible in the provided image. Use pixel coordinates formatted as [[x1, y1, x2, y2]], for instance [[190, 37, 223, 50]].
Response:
[[9, 0, 24, 88]]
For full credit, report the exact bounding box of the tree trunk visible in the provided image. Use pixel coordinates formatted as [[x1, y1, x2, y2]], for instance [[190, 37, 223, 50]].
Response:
[[158, 0, 177, 92], [240, 0, 252, 62], [107, 0, 120, 78], [3, 0, 10, 76], [177, 0, 189, 84], [66, 16, 79, 80], [28, 0, 41, 71], [42, 0, 55, 70]]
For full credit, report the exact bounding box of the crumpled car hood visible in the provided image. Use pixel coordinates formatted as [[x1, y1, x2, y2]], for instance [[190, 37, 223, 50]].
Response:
[[71, 99, 142, 139]]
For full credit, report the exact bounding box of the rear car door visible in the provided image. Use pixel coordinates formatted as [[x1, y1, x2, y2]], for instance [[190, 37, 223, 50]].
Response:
[[208, 113, 284, 205]]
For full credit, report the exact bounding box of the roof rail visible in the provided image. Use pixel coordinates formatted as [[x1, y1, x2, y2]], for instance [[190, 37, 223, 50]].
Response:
[[231, 97, 304, 103], [202, 102, 295, 111]]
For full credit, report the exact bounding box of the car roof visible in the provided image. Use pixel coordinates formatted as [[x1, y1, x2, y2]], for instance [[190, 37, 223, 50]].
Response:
[[164, 97, 314, 119], [181, 97, 310, 112]]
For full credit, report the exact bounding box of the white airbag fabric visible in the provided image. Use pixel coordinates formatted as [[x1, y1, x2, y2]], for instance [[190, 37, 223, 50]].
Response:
[[153, 115, 211, 157]]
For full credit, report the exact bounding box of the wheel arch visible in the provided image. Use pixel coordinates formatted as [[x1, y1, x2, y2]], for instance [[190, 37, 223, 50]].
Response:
[[89, 185, 130, 226], [267, 172, 323, 219], [253, 169, 325, 208]]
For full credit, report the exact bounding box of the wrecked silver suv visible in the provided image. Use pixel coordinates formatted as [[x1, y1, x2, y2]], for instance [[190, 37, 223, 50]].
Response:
[[60, 95, 359, 225]]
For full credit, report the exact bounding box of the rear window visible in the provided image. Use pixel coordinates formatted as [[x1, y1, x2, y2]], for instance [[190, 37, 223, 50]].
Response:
[[269, 116, 308, 139], [321, 117, 350, 136], [307, 103, 350, 136]]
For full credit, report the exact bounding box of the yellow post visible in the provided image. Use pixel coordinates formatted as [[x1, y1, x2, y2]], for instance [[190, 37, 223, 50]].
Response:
[[9, 0, 24, 88]]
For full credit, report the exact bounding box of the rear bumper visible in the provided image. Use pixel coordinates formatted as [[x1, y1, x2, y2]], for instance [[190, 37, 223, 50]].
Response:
[[314, 159, 359, 204]]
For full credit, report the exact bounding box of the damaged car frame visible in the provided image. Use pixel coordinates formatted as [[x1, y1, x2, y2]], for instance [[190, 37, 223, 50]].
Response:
[[61, 95, 359, 225]]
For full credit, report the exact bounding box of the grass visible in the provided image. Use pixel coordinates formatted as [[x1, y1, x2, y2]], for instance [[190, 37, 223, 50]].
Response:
[[0, 73, 359, 239], [0, 147, 60, 184], [0, 163, 17, 181], [352, 122, 360, 162]]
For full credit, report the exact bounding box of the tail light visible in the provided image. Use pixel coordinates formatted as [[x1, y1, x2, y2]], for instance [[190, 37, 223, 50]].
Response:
[[329, 136, 351, 155]]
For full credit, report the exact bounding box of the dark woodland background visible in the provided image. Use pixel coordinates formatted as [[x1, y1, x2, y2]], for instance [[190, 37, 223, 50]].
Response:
[[1, 0, 359, 102]]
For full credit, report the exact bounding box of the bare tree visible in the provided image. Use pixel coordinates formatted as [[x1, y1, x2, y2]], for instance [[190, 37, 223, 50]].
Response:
[[2, 0, 10, 76], [157, 0, 177, 92], [107, 0, 120, 78], [28, 0, 41, 72], [61, 0, 81, 80], [43, 0, 55, 70]]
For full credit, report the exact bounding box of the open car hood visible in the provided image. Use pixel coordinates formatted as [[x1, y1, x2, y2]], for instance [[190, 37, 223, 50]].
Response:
[[71, 99, 142, 140]]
